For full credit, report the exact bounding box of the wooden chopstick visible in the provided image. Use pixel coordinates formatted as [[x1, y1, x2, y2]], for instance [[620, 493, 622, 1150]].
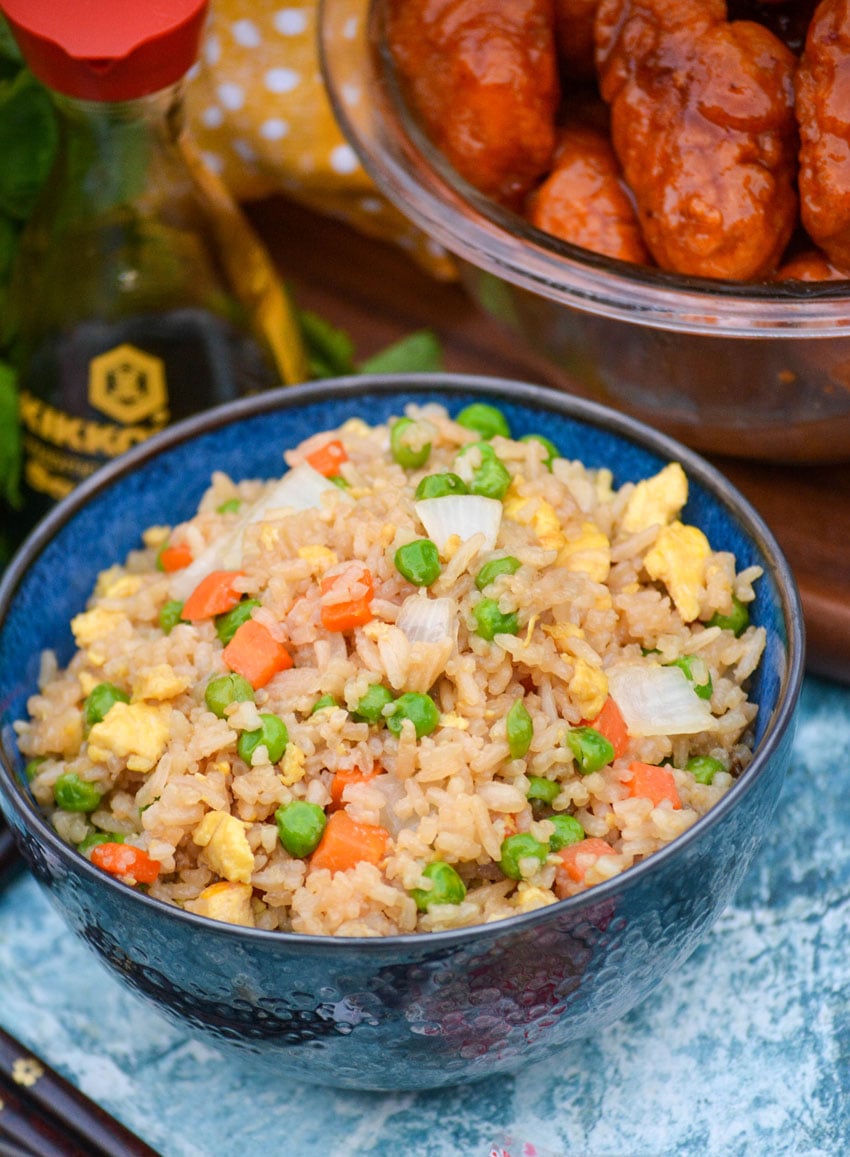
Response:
[[0, 1027, 161, 1157], [0, 820, 23, 888], [0, 1069, 92, 1156]]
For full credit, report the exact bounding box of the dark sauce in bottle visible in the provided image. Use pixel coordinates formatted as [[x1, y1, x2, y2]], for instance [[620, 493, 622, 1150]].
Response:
[[17, 308, 279, 525]]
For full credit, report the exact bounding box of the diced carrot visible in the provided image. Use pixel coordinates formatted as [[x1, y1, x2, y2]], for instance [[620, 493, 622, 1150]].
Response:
[[309, 810, 389, 874], [90, 842, 161, 885], [557, 837, 616, 883], [329, 766, 380, 810], [157, 541, 193, 573], [320, 562, 374, 632], [222, 619, 293, 689], [627, 761, 681, 809], [589, 696, 629, 759], [181, 570, 244, 621], [305, 439, 348, 477]]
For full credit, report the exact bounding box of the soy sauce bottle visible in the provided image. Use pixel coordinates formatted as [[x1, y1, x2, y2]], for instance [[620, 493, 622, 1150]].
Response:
[[0, 0, 307, 536]]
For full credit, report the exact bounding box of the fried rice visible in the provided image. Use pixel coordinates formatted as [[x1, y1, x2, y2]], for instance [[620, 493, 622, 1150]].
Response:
[[14, 402, 766, 936]]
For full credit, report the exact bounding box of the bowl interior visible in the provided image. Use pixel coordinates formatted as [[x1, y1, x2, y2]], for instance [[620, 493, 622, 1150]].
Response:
[[0, 376, 799, 837]]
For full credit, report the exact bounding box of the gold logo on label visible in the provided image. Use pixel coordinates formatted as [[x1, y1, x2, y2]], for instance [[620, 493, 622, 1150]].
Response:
[[88, 343, 167, 425]]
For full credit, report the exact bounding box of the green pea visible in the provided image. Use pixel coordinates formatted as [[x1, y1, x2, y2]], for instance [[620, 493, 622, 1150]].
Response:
[[204, 673, 255, 718], [473, 598, 519, 641], [54, 772, 103, 813], [237, 714, 289, 764], [330, 475, 350, 490], [154, 542, 170, 572], [520, 433, 560, 469], [708, 595, 750, 637], [507, 699, 533, 759], [83, 682, 129, 730], [686, 755, 727, 785], [311, 694, 338, 714], [499, 832, 549, 880], [548, 814, 585, 852], [414, 472, 469, 500], [470, 453, 511, 500], [24, 756, 47, 781], [275, 800, 327, 858], [215, 597, 261, 645], [475, 556, 521, 591], [526, 776, 559, 805], [353, 683, 394, 724], [455, 402, 511, 440], [386, 692, 440, 739], [391, 417, 432, 469], [216, 498, 242, 514], [394, 538, 441, 586], [410, 861, 467, 911], [77, 831, 125, 855], [564, 726, 615, 774], [159, 599, 185, 635], [669, 654, 713, 700]]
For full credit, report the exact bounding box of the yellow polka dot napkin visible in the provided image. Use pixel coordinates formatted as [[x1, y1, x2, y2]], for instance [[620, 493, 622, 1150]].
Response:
[[186, 1, 455, 278]]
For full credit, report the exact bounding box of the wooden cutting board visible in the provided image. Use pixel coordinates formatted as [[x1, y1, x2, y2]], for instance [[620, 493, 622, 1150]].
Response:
[[247, 197, 850, 684]]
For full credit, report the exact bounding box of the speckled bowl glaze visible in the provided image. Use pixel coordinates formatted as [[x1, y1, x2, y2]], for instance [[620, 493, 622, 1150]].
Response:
[[0, 375, 804, 1091], [319, 0, 850, 464]]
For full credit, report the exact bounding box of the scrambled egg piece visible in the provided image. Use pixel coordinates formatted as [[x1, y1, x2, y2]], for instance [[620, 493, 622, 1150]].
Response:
[[71, 608, 126, 649], [622, 463, 688, 534], [279, 743, 306, 786], [92, 565, 126, 597], [569, 658, 609, 719], [100, 574, 142, 600], [542, 625, 609, 718], [439, 713, 469, 731], [187, 881, 255, 927], [595, 468, 615, 504], [529, 501, 565, 552], [78, 671, 100, 697], [193, 811, 255, 884], [543, 622, 584, 649], [297, 545, 338, 574], [504, 483, 566, 552], [132, 665, 190, 702], [644, 521, 711, 623], [259, 524, 282, 551], [515, 883, 558, 913], [340, 417, 372, 437], [558, 521, 611, 583], [87, 703, 170, 771]]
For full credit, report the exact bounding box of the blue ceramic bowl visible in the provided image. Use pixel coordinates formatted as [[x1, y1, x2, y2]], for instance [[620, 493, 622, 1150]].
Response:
[[0, 374, 804, 1091]]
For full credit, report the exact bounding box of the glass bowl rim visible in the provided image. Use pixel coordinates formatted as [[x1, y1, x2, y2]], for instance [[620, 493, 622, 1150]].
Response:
[[317, 0, 850, 339]]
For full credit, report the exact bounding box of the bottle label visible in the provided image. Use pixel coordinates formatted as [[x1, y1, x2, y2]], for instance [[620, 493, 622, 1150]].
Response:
[[20, 341, 170, 499]]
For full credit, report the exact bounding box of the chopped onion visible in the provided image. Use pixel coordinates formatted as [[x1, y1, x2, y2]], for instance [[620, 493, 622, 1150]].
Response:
[[414, 495, 502, 553], [606, 661, 715, 737], [170, 463, 342, 599], [371, 775, 409, 837], [397, 594, 456, 643]]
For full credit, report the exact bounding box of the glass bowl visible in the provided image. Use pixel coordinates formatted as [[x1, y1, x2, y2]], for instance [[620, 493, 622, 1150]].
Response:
[[318, 0, 850, 463], [0, 374, 804, 1090]]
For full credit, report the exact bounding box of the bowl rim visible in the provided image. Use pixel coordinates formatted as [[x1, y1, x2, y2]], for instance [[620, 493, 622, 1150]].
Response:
[[317, 0, 850, 339], [0, 372, 806, 953]]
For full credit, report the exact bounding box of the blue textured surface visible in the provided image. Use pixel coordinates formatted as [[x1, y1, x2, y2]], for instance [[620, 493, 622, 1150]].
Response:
[[1, 676, 847, 1156]]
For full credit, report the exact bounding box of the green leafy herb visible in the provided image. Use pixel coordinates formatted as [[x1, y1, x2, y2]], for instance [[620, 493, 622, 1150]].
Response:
[[0, 70, 58, 222], [358, 329, 442, 375], [297, 308, 357, 378], [0, 15, 22, 66]]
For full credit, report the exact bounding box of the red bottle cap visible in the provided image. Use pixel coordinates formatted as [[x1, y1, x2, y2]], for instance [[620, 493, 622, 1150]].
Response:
[[0, 0, 209, 101]]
